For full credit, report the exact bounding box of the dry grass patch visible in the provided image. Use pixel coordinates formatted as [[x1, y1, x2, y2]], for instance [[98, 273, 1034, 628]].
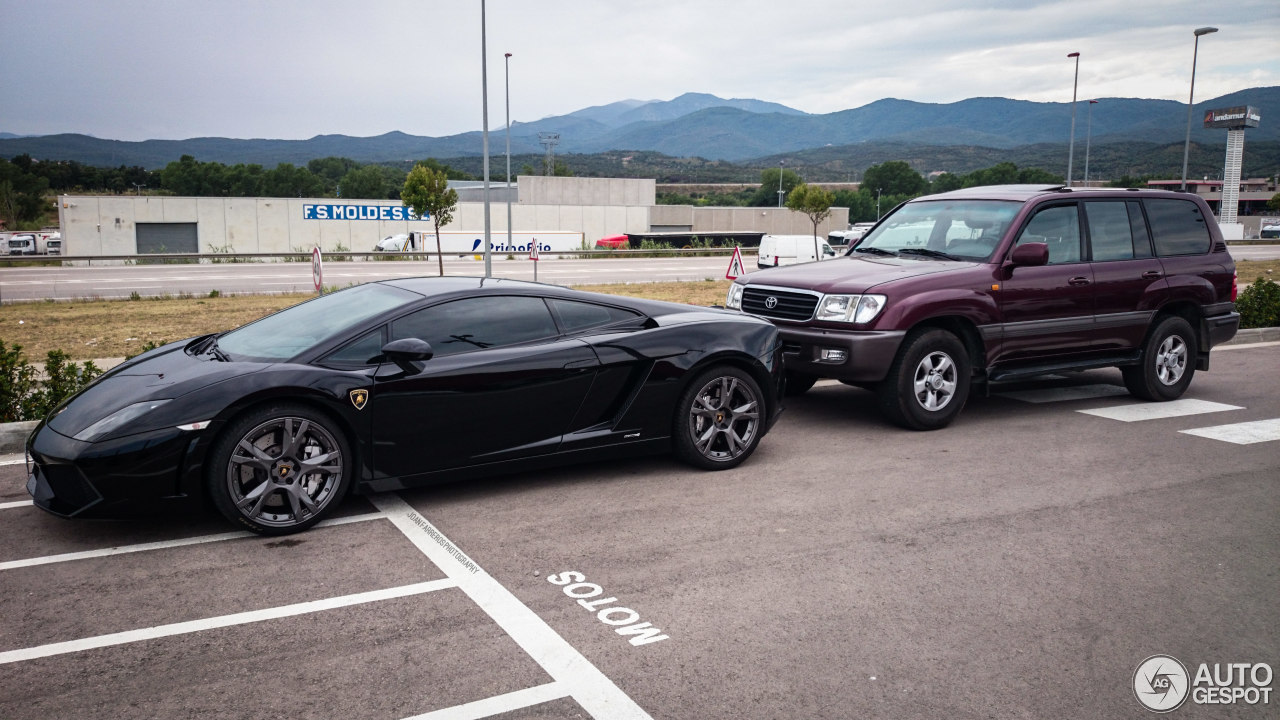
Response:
[[0, 294, 307, 360]]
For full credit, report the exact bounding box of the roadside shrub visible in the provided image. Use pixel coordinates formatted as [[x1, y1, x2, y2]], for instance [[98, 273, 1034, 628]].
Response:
[[0, 341, 102, 422], [26, 350, 101, 419], [1237, 277, 1280, 328], [0, 341, 39, 423]]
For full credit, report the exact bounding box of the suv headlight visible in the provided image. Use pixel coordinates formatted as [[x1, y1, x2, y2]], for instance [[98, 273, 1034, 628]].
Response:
[[815, 294, 887, 324], [725, 284, 744, 310]]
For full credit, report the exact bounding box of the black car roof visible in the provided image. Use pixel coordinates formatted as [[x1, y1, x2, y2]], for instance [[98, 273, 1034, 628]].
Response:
[[376, 276, 706, 318]]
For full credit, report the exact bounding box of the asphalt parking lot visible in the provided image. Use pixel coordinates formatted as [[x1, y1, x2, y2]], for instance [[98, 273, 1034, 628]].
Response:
[[1, 342, 1277, 719]]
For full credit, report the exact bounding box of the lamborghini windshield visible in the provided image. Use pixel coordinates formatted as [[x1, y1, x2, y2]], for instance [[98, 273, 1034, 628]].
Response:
[[217, 283, 419, 361], [853, 200, 1022, 262]]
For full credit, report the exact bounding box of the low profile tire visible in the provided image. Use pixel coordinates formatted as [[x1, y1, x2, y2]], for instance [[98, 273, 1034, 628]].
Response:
[[207, 403, 352, 535], [877, 328, 971, 430], [674, 366, 765, 470], [784, 370, 818, 396], [1122, 315, 1196, 401]]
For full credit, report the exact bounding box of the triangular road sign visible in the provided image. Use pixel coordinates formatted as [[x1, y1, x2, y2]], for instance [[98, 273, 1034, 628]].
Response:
[[725, 246, 745, 279], [529, 238, 540, 262]]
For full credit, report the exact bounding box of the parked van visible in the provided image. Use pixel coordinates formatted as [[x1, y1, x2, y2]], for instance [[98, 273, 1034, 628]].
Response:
[[45, 233, 62, 255], [757, 234, 836, 269], [828, 222, 876, 247]]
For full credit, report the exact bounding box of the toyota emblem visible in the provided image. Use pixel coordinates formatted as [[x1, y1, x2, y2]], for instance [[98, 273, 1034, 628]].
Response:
[[764, 296, 778, 309]]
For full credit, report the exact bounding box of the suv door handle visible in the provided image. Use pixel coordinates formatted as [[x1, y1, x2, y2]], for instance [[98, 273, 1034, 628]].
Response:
[[1068, 276, 1091, 286], [1141, 271, 1162, 280]]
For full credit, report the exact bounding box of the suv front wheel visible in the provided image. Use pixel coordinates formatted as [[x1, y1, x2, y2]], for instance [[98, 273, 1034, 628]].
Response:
[[877, 328, 971, 430], [1123, 315, 1196, 401]]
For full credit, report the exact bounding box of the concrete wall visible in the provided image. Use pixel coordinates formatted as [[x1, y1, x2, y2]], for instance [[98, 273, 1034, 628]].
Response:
[[519, 176, 655, 207]]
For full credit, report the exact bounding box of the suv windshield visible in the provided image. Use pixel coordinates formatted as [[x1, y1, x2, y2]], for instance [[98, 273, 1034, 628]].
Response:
[[218, 283, 419, 361], [856, 200, 1022, 262]]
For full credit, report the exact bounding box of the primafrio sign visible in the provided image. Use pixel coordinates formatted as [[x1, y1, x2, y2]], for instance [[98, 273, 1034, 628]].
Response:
[[1203, 105, 1261, 130]]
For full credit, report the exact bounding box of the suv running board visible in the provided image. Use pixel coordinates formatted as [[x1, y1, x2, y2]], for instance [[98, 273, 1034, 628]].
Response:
[[984, 351, 1142, 383]]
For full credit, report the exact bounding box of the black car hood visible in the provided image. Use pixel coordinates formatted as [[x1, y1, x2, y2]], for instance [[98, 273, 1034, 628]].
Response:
[[47, 339, 266, 437], [744, 255, 977, 294]]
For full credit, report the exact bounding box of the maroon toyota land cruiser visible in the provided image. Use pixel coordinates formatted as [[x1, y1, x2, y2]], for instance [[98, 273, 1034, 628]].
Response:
[[726, 184, 1240, 430]]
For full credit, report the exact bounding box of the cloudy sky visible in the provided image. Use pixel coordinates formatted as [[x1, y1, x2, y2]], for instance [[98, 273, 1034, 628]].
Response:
[[3, 0, 1278, 142]]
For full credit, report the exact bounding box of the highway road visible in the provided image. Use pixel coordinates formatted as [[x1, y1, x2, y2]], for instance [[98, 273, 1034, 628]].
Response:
[[0, 255, 752, 301], [1, 341, 1277, 718], [2, 244, 1277, 301]]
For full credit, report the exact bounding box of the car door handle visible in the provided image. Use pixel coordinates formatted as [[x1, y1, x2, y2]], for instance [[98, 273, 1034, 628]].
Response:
[[1141, 271, 1162, 280], [1068, 276, 1091, 286]]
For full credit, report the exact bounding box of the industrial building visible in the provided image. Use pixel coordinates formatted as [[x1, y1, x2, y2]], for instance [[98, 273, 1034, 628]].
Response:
[[55, 176, 848, 258]]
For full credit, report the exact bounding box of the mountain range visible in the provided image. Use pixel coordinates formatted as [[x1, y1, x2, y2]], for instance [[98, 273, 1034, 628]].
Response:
[[2, 88, 1276, 171]]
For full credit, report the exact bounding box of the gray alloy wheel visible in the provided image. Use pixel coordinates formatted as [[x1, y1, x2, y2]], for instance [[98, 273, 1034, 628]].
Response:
[[674, 366, 764, 470], [208, 404, 351, 535], [1123, 315, 1196, 401], [912, 349, 959, 412]]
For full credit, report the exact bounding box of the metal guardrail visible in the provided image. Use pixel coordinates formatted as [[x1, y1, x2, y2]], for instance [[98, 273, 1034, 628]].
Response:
[[0, 247, 766, 265]]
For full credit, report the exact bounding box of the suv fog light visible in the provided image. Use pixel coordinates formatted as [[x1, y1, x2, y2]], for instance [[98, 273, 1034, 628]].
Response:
[[820, 348, 848, 362]]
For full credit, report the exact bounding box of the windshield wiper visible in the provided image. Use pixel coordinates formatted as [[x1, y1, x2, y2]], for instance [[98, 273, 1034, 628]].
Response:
[[899, 248, 961, 261], [853, 246, 897, 256], [197, 335, 231, 362]]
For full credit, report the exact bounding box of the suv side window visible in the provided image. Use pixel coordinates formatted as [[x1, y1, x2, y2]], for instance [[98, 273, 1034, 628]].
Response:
[[1144, 198, 1211, 256], [390, 296, 559, 357], [1016, 204, 1082, 264], [1084, 202, 1134, 261], [1127, 201, 1153, 258]]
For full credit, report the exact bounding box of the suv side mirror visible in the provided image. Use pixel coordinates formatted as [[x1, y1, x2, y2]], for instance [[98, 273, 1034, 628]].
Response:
[[382, 337, 434, 374], [1010, 242, 1049, 266]]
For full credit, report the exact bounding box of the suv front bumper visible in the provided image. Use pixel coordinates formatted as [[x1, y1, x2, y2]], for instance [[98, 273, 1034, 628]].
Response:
[[777, 326, 906, 383]]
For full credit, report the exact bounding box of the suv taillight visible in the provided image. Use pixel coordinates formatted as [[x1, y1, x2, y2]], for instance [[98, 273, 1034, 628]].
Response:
[[1232, 270, 1238, 302]]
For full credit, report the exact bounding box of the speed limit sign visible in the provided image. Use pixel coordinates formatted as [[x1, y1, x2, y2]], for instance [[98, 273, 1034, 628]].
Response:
[[311, 246, 323, 294]]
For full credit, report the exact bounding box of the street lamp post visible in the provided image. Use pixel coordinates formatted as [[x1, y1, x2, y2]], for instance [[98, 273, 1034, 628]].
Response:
[[1066, 52, 1080, 187], [479, 0, 492, 278], [132, 183, 146, 195], [777, 161, 785, 208], [504, 52, 513, 267], [1083, 99, 1098, 187], [876, 187, 883, 219], [1181, 26, 1218, 191]]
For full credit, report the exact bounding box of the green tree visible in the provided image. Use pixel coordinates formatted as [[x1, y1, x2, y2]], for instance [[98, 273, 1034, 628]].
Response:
[[930, 173, 965, 193], [750, 167, 803, 207], [401, 164, 458, 276], [862, 161, 927, 197], [1267, 193, 1280, 211], [262, 163, 324, 198], [0, 158, 51, 229], [786, 183, 835, 260], [307, 157, 360, 189], [832, 189, 877, 223], [338, 165, 387, 199]]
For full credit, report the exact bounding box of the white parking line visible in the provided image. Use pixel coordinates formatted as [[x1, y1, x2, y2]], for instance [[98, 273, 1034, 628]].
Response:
[[1180, 418, 1280, 444], [0, 579, 457, 665], [403, 683, 569, 720], [0, 512, 383, 570], [372, 494, 653, 720], [998, 384, 1131, 404], [0, 500, 32, 510], [1077, 399, 1244, 422]]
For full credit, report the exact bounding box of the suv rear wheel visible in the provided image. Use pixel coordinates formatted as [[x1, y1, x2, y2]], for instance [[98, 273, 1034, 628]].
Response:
[[1122, 315, 1196, 401], [877, 328, 971, 430]]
